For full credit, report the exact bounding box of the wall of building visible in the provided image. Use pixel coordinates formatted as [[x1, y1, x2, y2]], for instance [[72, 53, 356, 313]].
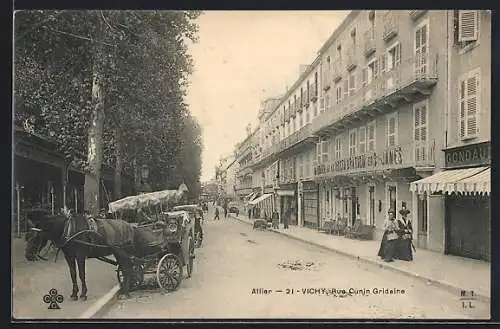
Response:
[[447, 10, 491, 149]]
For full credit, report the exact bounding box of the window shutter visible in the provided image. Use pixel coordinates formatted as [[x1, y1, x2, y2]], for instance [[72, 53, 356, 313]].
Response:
[[395, 43, 401, 67], [466, 73, 479, 136], [362, 68, 367, 87], [373, 60, 379, 80], [343, 79, 349, 99], [379, 54, 386, 74], [458, 10, 479, 42], [320, 97, 324, 110], [459, 80, 466, 138], [414, 108, 421, 141]]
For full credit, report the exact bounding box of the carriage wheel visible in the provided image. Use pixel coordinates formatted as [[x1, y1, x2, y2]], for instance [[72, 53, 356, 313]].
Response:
[[187, 236, 195, 278], [156, 253, 183, 292]]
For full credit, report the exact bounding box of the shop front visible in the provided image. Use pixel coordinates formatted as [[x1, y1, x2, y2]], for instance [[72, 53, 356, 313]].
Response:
[[410, 142, 490, 261], [277, 183, 297, 226], [300, 181, 318, 228]]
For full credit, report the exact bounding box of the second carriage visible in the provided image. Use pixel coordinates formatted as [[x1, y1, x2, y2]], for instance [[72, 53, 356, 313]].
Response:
[[107, 189, 196, 292]]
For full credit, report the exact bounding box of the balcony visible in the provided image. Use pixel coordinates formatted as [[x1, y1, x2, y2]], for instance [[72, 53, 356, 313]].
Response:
[[312, 47, 438, 138], [279, 175, 297, 184], [345, 46, 357, 71], [363, 30, 376, 57], [237, 165, 253, 178], [332, 61, 342, 82], [235, 186, 253, 196], [313, 140, 436, 179], [279, 122, 314, 153], [383, 12, 398, 42], [409, 10, 427, 21]]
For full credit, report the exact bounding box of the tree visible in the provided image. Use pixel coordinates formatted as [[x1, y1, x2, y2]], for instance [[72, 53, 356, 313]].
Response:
[[14, 10, 204, 213]]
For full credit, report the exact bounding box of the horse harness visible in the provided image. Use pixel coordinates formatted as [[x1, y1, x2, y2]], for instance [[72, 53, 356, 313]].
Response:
[[59, 215, 108, 249]]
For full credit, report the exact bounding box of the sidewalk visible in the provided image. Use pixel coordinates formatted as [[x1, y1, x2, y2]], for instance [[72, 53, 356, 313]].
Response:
[[230, 214, 490, 302], [12, 236, 118, 319]]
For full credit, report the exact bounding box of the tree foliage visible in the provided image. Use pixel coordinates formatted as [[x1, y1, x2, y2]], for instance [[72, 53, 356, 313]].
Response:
[[14, 10, 203, 198]]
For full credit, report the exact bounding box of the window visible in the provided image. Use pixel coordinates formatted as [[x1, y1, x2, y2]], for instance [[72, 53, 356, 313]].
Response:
[[351, 28, 357, 45], [298, 154, 304, 178], [335, 136, 342, 159], [336, 84, 343, 104], [415, 22, 428, 75], [368, 186, 375, 226], [343, 79, 349, 99], [369, 11, 375, 38], [359, 126, 366, 154], [414, 101, 428, 161], [337, 44, 342, 62], [314, 72, 319, 96], [456, 10, 479, 48], [299, 112, 303, 127], [306, 151, 311, 177], [387, 42, 401, 71], [386, 113, 398, 147], [417, 192, 428, 233], [349, 129, 357, 156], [325, 93, 331, 112], [300, 87, 304, 106], [459, 69, 480, 139], [367, 121, 376, 152], [348, 70, 357, 96], [317, 140, 328, 163]]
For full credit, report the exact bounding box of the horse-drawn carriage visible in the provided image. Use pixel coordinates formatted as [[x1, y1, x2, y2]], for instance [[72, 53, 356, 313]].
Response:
[[25, 186, 196, 300], [108, 191, 197, 292]]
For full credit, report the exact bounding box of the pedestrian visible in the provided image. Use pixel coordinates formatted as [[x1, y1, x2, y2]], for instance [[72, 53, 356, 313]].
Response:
[[248, 207, 252, 219], [395, 208, 414, 261], [224, 206, 228, 219], [214, 207, 220, 220], [271, 210, 279, 229], [377, 209, 398, 262], [283, 209, 289, 229]]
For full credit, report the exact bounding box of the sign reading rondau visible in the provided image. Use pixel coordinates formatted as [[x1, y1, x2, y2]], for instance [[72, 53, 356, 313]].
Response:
[[445, 142, 490, 169]]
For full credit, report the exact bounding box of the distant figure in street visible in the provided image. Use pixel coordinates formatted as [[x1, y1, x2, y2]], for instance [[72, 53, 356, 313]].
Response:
[[378, 209, 398, 262], [214, 207, 220, 220], [248, 208, 252, 219], [271, 210, 279, 229], [283, 209, 290, 229], [224, 206, 228, 219], [395, 208, 414, 261]]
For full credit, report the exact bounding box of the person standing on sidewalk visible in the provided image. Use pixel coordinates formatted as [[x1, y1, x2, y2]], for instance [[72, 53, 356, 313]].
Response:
[[223, 205, 228, 219], [283, 209, 289, 229], [378, 209, 397, 262], [395, 208, 414, 261], [214, 206, 220, 220]]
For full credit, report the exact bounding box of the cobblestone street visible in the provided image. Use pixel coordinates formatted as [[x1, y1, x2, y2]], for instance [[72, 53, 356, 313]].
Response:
[[102, 208, 489, 319], [12, 237, 118, 319]]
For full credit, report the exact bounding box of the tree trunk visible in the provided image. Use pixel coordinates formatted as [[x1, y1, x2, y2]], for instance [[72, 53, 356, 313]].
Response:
[[84, 14, 105, 215], [113, 127, 122, 200]]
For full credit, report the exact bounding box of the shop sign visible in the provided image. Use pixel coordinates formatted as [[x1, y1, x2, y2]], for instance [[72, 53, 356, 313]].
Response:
[[445, 142, 490, 169]]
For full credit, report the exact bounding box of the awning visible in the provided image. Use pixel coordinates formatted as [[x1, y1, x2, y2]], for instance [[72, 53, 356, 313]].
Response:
[[245, 192, 256, 201], [276, 189, 295, 196], [249, 193, 273, 206], [410, 166, 490, 196]]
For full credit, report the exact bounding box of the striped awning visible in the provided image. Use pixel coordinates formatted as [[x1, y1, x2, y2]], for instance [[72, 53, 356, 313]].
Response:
[[410, 166, 490, 196], [248, 193, 273, 206]]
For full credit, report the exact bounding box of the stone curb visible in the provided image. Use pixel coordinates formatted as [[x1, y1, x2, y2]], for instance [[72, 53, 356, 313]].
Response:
[[79, 284, 120, 319], [231, 214, 490, 304]]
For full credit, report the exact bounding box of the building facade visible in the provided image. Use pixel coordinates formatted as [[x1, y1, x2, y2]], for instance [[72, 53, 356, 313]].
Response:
[[236, 10, 490, 262]]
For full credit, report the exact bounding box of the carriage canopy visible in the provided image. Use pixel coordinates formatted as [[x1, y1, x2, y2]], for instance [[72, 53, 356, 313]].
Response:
[[108, 187, 186, 213]]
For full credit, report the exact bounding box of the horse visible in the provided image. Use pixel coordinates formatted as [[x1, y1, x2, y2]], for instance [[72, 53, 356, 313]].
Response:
[[25, 209, 140, 300]]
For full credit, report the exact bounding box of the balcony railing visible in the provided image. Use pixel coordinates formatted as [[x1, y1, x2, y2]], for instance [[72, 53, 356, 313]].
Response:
[[280, 123, 313, 152], [409, 10, 427, 21], [345, 46, 357, 71], [383, 12, 398, 42], [363, 30, 376, 57], [279, 175, 297, 184], [312, 47, 438, 136], [313, 140, 436, 178], [237, 166, 253, 178]]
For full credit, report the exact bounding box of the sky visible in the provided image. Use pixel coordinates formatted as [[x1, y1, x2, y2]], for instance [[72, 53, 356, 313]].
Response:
[[186, 11, 350, 182]]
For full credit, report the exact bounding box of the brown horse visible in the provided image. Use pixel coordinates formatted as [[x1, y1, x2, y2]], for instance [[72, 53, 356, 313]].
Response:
[[25, 211, 139, 300]]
